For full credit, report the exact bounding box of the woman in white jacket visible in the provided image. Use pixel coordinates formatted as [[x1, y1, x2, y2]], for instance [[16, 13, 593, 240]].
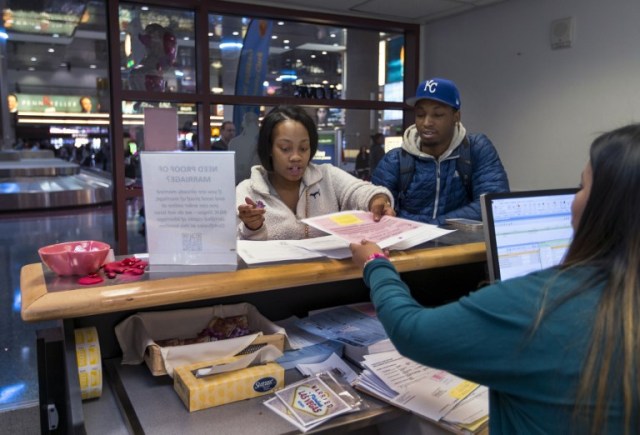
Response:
[[236, 105, 394, 240]]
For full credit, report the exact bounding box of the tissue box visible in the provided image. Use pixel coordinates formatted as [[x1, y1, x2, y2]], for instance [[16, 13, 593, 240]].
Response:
[[174, 361, 284, 412]]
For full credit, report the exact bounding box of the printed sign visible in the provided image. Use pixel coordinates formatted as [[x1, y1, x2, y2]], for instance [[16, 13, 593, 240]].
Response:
[[140, 151, 237, 272]]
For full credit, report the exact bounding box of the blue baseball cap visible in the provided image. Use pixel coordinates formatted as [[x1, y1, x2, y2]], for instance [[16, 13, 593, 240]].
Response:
[[406, 78, 461, 110]]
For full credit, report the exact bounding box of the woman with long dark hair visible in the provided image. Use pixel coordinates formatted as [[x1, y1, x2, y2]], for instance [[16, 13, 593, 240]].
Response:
[[350, 123, 640, 434]]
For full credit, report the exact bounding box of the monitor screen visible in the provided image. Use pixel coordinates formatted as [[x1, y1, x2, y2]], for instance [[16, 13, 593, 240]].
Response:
[[480, 188, 578, 282]]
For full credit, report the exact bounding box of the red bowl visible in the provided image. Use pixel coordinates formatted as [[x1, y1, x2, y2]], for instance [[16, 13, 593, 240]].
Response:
[[38, 240, 111, 276]]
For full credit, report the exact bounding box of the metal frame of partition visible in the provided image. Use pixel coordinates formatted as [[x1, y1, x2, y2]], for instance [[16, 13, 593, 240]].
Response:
[[106, 0, 420, 254]]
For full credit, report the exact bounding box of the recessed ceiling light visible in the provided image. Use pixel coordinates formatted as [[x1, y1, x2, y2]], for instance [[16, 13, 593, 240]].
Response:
[[48, 48, 54, 53], [271, 35, 278, 40], [310, 54, 316, 59], [330, 34, 336, 38], [30, 57, 37, 62], [183, 36, 189, 41], [141, 6, 149, 11], [28, 67, 35, 71], [208, 32, 213, 37], [284, 40, 289, 44], [232, 31, 239, 36], [277, 21, 284, 26], [89, 65, 97, 69]]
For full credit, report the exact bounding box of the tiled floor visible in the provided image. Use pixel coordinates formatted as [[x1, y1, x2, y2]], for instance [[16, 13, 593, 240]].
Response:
[[0, 200, 147, 418]]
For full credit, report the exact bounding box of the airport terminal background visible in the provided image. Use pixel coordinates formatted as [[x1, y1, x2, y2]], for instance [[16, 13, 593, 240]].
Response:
[[2, 0, 638, 433], [0, 0, 419, 432]]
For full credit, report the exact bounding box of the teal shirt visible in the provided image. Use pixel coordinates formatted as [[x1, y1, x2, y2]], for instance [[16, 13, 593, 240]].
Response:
[[364, 259, 627, 434]]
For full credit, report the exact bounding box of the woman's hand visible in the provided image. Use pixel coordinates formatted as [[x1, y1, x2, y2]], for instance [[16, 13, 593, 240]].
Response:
[[350, 240, 386, 269], [237, 197, 266, 231], [369, 194, 395, 221]]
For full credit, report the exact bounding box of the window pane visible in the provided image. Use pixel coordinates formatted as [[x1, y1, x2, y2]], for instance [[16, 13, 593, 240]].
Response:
[[208, 15, 404, 102], [121, 100, 199, 185], [119, 3, 195, 93]]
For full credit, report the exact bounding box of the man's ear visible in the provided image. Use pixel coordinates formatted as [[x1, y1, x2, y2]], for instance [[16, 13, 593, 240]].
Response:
[[454, 110, 461, 123]]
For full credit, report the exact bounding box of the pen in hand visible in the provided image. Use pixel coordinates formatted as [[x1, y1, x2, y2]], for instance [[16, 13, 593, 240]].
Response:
[[238, 197, 266, 230]]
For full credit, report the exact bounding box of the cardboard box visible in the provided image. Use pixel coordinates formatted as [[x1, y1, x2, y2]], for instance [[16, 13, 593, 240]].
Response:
[[115, 303, 287, 377], [145, 333, 285, 376], [174, 361, 284, 412]]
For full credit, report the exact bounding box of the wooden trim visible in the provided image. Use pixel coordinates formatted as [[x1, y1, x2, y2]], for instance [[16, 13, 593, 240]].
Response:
[[21, 242, 485, 322]]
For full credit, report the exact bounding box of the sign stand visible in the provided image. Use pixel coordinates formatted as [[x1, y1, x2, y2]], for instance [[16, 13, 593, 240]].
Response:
[[140, 151, 237, 274]]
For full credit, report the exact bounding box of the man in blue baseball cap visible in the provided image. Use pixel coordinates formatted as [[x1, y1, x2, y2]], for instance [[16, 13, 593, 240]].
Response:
[[371, 77, 510, 225]]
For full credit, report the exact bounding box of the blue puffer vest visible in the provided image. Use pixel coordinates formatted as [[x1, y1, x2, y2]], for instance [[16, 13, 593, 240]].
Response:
[[371, 133, 510, 225]]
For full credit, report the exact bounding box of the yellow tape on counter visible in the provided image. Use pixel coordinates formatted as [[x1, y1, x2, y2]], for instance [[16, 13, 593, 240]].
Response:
[[74, 327, 102, 400]]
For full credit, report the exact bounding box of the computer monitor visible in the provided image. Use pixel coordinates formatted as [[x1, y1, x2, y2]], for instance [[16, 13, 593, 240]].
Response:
[[480, 188, 578, 283]]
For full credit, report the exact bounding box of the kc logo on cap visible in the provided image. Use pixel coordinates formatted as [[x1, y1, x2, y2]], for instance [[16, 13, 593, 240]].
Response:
[[406, 77, 461, 110], [424, 79, 439, 93]]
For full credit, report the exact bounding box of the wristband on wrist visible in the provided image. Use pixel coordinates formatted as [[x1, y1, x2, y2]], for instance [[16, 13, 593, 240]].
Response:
[[363, 252, 389, 269]]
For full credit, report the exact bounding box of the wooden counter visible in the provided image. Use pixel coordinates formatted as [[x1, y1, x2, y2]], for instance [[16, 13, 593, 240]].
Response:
[[21, 241, 486, 322], [26, 236, 488, 434]]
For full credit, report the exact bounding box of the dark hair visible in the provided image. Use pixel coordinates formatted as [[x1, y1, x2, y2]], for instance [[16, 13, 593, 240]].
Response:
[[562, 123, 640, 434], [220, 120, 234, 130], [8, 93, 17, 100], [257, 105, 318, 171], [566, 123, 640, 264]]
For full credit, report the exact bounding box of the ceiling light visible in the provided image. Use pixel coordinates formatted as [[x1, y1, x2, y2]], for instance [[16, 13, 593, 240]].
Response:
[[208, 32, 213, 37], [277, 22, 284, 26], [141, 6, 149, 11], [89, 65, 96, 69], [48, 48, 54, 53], [52, 33, 59, 38], [220, 42, 243, 50], [271, 35, 278, 40], [330, 34, 336, 38], [322, 51, 327, 55], [232, 31, 239, 36], [28, 67, 35, 71], [310, 54, 316, 59], [30, 57, 37, 62], [284, 40, 289, 44], [183, 36, 189, 41]]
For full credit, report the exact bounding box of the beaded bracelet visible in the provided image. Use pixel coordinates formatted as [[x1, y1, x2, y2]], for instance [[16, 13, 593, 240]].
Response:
[[363, 252, 389, 269]]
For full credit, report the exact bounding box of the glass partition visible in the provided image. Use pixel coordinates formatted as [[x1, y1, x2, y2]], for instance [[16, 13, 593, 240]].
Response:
[[121, 100, 200, 185], [119, 3, 196, 93], [208, 15, 405, 102]]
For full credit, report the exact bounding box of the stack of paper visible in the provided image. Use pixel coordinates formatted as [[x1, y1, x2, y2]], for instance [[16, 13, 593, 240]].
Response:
[[294, 303, 395, 365], [237, 235, 351, 266], [354, 350, 489, 433], [302, 210, 454, 249], [273, 316, 345, 370]]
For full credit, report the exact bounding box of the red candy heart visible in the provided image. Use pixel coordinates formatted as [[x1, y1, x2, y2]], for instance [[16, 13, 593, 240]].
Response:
[[78, 275, 104, 285]]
